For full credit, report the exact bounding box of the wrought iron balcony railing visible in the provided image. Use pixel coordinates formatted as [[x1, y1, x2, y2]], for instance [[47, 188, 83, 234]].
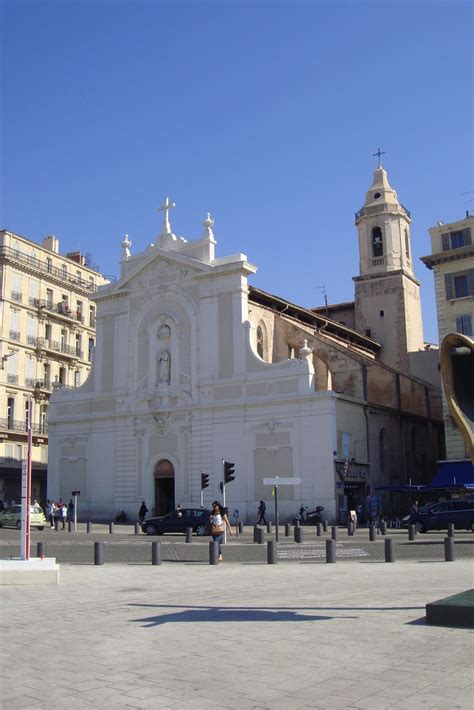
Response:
[[0, 418, 49, 435]]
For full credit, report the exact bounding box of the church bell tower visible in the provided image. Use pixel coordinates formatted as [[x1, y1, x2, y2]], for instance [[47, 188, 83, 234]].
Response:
[[353, 157, 424, 373]]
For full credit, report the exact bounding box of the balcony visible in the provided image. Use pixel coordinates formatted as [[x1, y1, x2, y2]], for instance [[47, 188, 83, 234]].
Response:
[[35, 337, 82, 360], [27, 334, 37, 346], [371, 256, 386, 267], [35, 299, 88, 324], [11, 291, 23, 302], [0, 418, 48, 435], [7, 374, 18, 385], [9, 330, 20, 341], [0, 245, 100, 292]]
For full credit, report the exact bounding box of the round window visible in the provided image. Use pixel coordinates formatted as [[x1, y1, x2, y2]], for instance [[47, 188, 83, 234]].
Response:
[[373, 192, 381, 199]]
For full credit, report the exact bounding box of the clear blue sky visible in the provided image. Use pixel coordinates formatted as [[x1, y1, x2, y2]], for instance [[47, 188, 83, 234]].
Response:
[[1, 0, 472, 344]]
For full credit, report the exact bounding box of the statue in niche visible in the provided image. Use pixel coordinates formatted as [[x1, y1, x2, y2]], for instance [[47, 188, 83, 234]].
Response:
[[157, 349, 171, 385]]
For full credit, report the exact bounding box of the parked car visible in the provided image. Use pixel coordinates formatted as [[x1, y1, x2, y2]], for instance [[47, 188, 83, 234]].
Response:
[[403, 499, 474, 532], [0, 504, 47, 530], [142, 507, 211, 536]]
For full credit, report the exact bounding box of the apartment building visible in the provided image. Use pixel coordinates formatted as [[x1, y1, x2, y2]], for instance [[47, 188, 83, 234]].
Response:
[[0, 230, 109, 505], [421, 212, 474, 467]]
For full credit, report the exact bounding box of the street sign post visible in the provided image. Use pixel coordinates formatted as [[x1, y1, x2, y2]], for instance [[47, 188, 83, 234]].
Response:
[[20, 399, 33, 561], [262, 477, 302, 541]]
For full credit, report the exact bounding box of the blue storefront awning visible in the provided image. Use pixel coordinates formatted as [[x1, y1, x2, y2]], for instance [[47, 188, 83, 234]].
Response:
[[430, 460, 474, 488]]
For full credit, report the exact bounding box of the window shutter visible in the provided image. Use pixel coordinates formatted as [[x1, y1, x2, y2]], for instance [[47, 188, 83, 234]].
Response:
[[444, 273, 454, 300], [463, 227, 472, 246], [441, 233, 450, 250], [467, 269, 474, 296]]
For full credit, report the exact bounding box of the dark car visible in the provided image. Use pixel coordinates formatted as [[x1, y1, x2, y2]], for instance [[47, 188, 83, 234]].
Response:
[[403, 499, 474, 532], [142, 507, 211, 536]]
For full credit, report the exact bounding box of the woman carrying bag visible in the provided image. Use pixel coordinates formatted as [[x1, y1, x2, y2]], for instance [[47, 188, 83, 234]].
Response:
[[210, 501, 232, 561]]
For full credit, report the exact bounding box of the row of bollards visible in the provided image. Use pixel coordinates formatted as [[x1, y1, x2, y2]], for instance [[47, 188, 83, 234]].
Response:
[[35, 535, 458, 565]]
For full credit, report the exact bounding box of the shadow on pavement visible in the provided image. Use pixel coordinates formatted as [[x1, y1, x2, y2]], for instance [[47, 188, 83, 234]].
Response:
[[130, 606, 353, 627]]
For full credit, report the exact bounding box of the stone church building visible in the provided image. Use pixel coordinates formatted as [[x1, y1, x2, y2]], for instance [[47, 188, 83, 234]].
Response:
[[47, 165, 443, 522]]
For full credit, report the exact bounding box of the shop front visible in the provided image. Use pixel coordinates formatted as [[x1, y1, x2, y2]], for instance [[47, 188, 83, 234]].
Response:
[[335, 460, 369, 525]]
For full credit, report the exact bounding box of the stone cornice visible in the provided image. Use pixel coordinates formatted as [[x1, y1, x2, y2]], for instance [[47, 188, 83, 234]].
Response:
[[420, 245, 474, 270], [353, 268, 421, 287]]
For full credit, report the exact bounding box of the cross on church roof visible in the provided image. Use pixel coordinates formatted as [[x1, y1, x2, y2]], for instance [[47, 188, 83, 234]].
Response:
[[158, 196, 176, 236], [373, 147, 385, 167]]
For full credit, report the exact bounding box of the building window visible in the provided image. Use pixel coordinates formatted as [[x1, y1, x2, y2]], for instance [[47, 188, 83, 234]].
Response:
[[74, 370, 81, 388], [445, 271, 473, 300], [46, 257, 53, 273], [442, 228, 471, 251], [88, 338, 94, 361], [45, 323, 52, 343], [60, 329, 67, 351], [371, 227, 383, 257], [89, 305, 95, 327], [7, 397, 15, 428], [453, 274, 469, 299], [44, 363, 51, 387], [46, 289, 54, 308], [456, 314, 472, 336], [75, 333, 82, 357], [61, 264, 67, 279], [404, 229, 410, 260], [76, 300, 83, 321], [256, 325, 264, 358], [59, 367, 66, 385]]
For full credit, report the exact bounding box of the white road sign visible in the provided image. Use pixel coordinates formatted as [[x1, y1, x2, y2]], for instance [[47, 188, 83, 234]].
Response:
[[263, 477, 302, 486]]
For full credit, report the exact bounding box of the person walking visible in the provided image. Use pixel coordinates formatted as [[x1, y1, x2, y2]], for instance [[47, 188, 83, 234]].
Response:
[[60, 503, 67, 530], [210, 501, 232, 561], [138, 501, 148, 523], [257, 500, 267, 525], [46, 499, 55, 529]]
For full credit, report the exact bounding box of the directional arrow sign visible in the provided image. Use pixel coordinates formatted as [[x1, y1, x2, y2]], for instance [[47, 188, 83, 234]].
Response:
[[263, 477, 302, 486]]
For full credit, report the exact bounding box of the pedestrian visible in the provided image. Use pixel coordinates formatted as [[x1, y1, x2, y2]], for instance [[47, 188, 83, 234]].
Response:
[[46, 499, 55, 529], [60, 504, 67, 530], [411, 500, 419, 515], [138, 501, 148, 522], [68, 498, 74, 521], [210, 501, 232, 561], [257, 500, 267, 525]]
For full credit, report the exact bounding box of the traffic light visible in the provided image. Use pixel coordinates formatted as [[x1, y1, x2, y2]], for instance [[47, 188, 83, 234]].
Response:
[[201, 472, 209, 490], [224, 460, 235, 484]]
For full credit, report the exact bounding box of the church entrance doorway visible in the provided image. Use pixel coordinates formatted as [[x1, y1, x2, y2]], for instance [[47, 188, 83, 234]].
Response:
[[154, 459, 175, 515]]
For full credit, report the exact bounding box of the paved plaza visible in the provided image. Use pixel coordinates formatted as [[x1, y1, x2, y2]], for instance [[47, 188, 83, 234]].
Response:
[[1, 558, 473, 710]]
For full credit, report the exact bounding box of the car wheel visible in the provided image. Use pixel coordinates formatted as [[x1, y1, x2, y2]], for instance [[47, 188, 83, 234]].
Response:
[[415, 521, 426, 533], [195, 524, 207, 536], [16, 520, 21, 530], [144, 523, 158, 535], [0, 523, 2, 528]]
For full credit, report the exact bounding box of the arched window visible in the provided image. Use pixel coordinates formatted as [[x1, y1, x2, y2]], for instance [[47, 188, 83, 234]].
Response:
[[371, 227, 383, 257], [404, 228, 410, 260], [256, 325, 264, 359]]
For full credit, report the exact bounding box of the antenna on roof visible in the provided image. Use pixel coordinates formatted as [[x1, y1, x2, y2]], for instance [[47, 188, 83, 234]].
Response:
[[315, 286, 329, 317]]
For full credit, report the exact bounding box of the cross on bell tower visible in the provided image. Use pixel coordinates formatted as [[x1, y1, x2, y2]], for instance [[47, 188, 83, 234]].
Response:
[[373, 147, 385, 167]]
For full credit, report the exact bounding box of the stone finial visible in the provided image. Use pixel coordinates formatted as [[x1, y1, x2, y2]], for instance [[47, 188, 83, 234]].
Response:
[[202, 212, 215, 240], [299, 339, 312, 359], [121, 234, 131, 259]]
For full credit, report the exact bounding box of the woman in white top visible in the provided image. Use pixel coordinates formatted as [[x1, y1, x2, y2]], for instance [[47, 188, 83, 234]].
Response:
[[210, 501, 232, 561]]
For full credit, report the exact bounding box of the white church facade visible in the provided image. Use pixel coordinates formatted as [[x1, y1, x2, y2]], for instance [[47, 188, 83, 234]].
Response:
[[47, 167, 444, 522]]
